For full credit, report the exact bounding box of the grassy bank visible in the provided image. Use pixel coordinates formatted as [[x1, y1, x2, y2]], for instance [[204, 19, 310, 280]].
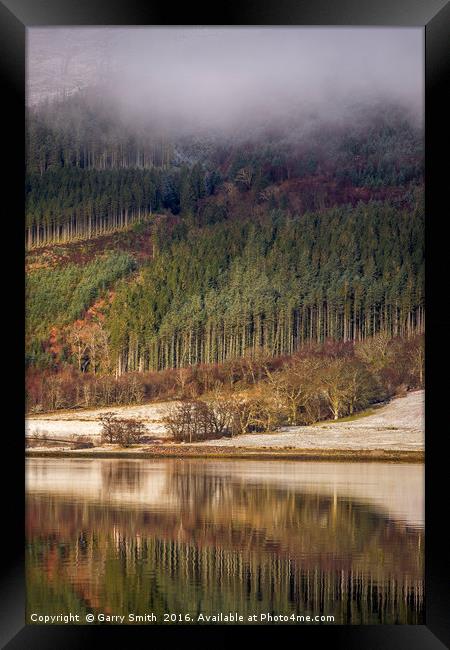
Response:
[[26, 446, 424, 463]]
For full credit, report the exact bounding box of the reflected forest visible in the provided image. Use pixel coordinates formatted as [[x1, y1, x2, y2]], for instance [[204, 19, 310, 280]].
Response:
[[26, 459, 424, 624]]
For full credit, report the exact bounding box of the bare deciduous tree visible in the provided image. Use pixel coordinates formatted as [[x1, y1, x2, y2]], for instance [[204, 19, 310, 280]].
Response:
[[99, 412, 146, 447], [99, 411, 117, 443], [408, 337, 424, 387], [355, 332, 391, 372], [265, 356, 323, 425]]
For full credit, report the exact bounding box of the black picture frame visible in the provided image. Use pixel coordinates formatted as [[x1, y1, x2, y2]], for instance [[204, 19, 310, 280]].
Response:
[[1, 0, 449, 647]]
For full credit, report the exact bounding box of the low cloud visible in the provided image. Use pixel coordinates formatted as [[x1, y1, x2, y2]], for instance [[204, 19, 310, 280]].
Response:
[[27, 27, 424, 132]]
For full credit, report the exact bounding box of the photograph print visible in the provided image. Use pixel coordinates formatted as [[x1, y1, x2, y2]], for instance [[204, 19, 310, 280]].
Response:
[[25, 27, 424, 626]]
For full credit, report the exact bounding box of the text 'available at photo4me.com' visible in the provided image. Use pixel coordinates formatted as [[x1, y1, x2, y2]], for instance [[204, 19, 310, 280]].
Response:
[[29, 611, 336, 625]]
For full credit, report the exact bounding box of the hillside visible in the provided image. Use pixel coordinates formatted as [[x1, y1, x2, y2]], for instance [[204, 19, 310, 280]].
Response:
[[25, 91, 424, 422], [26, 94, 422, 248]]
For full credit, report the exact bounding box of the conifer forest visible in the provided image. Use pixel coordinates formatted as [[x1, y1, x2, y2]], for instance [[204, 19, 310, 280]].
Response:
[[25, 29, 424, 415]]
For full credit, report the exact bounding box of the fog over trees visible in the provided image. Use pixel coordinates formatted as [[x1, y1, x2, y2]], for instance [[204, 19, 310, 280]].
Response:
[[27, 27, 423, 126]]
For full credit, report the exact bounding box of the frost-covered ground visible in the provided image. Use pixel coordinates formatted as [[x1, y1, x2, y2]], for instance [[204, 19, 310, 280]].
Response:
[[25, 390, 424, 451], [25, 401, 174, 441], [192, 390, 424, 451]]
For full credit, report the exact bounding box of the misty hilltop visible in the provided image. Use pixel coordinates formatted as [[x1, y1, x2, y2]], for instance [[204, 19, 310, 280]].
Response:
[[27, 27, 423, 125], [26, 27, 423, 182]]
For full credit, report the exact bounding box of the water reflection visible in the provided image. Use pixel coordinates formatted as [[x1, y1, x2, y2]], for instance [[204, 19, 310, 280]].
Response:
[[26, 458, 424, 624]]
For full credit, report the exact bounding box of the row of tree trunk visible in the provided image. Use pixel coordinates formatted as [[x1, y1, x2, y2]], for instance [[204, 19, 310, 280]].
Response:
[[113, 305, 424, 375], [31, 142, 174, 176], [25, 209, 149, 248]]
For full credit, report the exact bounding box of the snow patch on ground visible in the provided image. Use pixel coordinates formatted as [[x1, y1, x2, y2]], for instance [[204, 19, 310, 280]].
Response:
[[25, 391, 424, 451], [193, 390, 424, 451], [25, 401, 174, 440]]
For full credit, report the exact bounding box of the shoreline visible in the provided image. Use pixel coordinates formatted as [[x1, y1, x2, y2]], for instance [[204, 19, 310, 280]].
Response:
[[26, 446, 424, 463], [25, 391, 424, 463]]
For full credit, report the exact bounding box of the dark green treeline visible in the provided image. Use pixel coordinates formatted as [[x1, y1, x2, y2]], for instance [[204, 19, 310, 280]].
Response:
[[25, 165, 208, 248], [107, 202, 424, 374], [25, 98, 423, 249], [26, 94, 173, 175]]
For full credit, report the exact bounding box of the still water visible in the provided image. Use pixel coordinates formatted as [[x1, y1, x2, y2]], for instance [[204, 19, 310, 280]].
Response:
[[26, 458, 424, 625]]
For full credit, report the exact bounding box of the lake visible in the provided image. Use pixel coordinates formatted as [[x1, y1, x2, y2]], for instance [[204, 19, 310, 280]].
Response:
[[26, 458, 424, 625]]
